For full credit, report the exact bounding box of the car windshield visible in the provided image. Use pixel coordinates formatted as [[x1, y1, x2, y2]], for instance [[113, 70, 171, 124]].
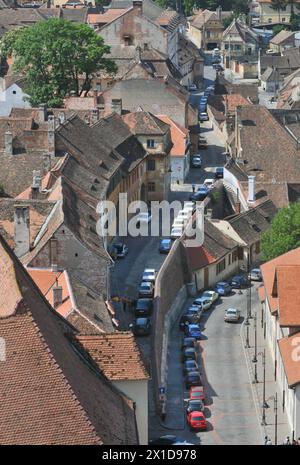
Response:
[[202, 291, 211, 298], [227, 310, 236, 315], [136, 318, 147, 324], [192, 416, 203, 421], [161, 240, 170, 246], [218, 283, 226, 288], [137, 300, 151, 308], [190, 325, 199, 330]]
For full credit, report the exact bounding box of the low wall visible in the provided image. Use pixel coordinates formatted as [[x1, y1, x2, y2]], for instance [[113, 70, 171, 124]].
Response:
[[152, 239, 191, 414]]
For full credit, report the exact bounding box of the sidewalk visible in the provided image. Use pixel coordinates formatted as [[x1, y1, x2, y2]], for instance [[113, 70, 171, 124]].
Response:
[[241, 287, 290, 445]]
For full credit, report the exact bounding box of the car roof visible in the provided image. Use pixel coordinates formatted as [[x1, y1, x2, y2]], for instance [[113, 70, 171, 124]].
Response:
[[226, 308, 237, 312], [161, 238, 171, 243]]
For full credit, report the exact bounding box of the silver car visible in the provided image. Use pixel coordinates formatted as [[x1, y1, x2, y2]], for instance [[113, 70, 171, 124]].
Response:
[[224, 308, 241, 322], [249, 268, 262, 281]]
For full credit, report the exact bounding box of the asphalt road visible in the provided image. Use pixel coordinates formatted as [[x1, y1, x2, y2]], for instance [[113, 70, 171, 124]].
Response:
[[161, 284, 263, 445]]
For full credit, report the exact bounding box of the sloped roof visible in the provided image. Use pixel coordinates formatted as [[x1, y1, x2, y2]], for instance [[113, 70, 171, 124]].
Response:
[[122, 110, 170, 135], [278, 332, 300, 387], [0, 233, 137, 445], [223, 19, 259, 44], [108, 0, 163, 21], [76, 332, 149, 381], [186, 218, 239, 271], [87, 9, 128, 24], [0, 199, 55, 250], [274, 265, 300, 327], [260, 246, 300, 314], [270, 29, 294, 46], [156, 114, 188, 156], [228, 200, 277, 245]]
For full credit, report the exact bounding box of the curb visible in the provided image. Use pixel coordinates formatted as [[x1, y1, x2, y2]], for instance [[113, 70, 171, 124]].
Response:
[[240, 317, 266, 444]]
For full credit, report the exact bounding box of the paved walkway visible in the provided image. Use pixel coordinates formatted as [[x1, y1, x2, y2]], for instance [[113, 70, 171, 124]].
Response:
[[241, 287, 290, 445]]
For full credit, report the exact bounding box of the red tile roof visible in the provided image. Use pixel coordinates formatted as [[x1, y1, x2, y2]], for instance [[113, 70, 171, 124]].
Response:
[[224, 93, 250, 113], [156, 114, 188, 156], [76, 333, 149, 381], [0, 234, 138, 444], [27, 268, 73, 318], [275, 265, 300, 327], [87, 9, 128, 25], [278, 332, 300, 387], [261, 247, 300, 314]]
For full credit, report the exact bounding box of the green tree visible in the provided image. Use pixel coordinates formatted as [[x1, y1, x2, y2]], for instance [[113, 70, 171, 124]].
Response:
[[222, 13, 236, 29], [261, 200, 300, 261], [272, 24, 287, 35], [0, 19, 117, 107], [270, 0, 288, 22], [183, 0, 195, 16]]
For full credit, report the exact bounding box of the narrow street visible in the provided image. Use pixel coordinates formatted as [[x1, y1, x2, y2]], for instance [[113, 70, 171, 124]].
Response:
[[162, 284, 263, 445], [110, 64, 262, 445]]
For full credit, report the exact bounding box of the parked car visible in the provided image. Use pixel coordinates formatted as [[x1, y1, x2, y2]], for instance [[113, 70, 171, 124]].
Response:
[[136, 211, 152, 226], [149, 435, 189, 445], [179, 314, 195, 331], [191, 155, 202, 168], [171, 226, 183, 239], [266, 48, 275, 54], [183, 359, 199, 375], [185, 370, 203, 389], [200, 290, 219, 305], [215, 281, 232, 296], [159, 238, 172, 254], [142, 268, 156, 283], [181, 336, 197, 350], [230, 274, 249, 289], [197, 185, 209, 199], [130, 317, 151, 336], [215, 167, 224, 179], [138, 281, 154, 297], [189, 83, 198, 91], [187, 411, 207, 431], [204, 89, 211, 97], [198, 136, 208, 149], [185, 323, 202, 340], [189, 385, 205, 402], [224, 308, 241, 322], [203, 178, 214, 189], [186, 306, 203, 321], [186, 399, 205, 414], [135, 298, 153, 317], [111, 242, 128, 259], [250, 268, 262, 281], [189, 189, 208, 202], [193, 296, 212, 311], [199, 112, 209, 122], [183, 201, 195, 210], [182, 347, 197, 362]]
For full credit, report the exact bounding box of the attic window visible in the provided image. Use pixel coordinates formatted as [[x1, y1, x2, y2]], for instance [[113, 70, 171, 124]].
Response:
[[251, 224, 261, 233], [241, 119, 256, 126]]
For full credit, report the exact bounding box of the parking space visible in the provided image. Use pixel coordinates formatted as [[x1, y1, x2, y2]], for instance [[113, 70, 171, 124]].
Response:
[[159, 283, 263, 445]]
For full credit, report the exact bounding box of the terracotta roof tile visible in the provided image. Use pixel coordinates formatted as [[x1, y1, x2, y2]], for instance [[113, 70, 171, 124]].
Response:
[[275, 265, 300, 326], [0, 234, 138, 444], [87, 9, 128, 25], [156, 114, 188, 156], [278, 332, 300, 387], [261, 247, 300, 314], [76, 333, 149, 381]]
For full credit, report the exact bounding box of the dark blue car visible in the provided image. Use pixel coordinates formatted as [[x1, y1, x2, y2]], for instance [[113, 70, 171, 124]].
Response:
[[215, 281, 232, 296], [159, 238, 172, 254], [185, 324, 202, 340], [230, 275, 249, 289]]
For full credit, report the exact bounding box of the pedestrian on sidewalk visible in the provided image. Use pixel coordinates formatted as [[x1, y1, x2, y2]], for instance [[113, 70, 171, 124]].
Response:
[[264, 436, 272, 445], [283, 436, 291, 445], [192, 183, 195, 193]]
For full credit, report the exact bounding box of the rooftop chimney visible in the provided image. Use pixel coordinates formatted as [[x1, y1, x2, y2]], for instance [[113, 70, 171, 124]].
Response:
[[5, 130, 13, 156], [132, 0, 143, 15], [135, 45, 142, 63], [91, 108, 99, 125], [247, 175, 256, 203], [14, 205, 30, 258], [38, 104, 47, 123], [48, 115, 55, 157], [52, 284, 63, 309], [111, 98, 122, 115], [31, 170, 42, 199]]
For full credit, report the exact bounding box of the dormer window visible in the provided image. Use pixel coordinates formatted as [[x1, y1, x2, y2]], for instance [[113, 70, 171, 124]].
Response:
[[147, 139, 155, 149]]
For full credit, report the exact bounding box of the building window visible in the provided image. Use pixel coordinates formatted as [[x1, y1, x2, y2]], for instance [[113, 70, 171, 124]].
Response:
[[148, 182, 155, 192], [147, 139, 155, 149], [282, 17, 286, 22], [268, 18, 272, 23], [232, 249, 238, 262], [147, 159, 156, 171], [124, 35, 132, 46], [216, 258, 226, 275]]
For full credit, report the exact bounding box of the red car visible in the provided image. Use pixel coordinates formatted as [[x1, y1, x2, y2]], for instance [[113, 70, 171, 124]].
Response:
[[187, 411, 207, 431], [189, 386, 205, 402]]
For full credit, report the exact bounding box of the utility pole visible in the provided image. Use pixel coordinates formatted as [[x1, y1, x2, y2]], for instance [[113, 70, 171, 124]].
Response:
[[261, 349, 267, 425], [274, 392, 278, 446], [252, 314, 258, 383]]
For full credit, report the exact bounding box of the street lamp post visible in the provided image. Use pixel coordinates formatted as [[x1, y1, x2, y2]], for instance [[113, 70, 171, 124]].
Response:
[[253, 313, 257, 363], [262, 393, 278, 445], [261, 349, 267, 425]]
